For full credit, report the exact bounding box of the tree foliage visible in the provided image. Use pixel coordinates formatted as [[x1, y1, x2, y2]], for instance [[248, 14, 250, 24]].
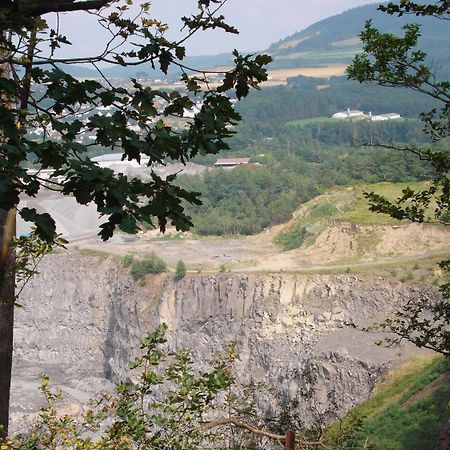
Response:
[[0, 0, 271, 243], [378, 0, 450, 20], [0, 0, 271, 436], [128, 252, 167, 280], [4, 325, 236, 449], [348, 2, 449, 356], [177, 142, 431, 237]]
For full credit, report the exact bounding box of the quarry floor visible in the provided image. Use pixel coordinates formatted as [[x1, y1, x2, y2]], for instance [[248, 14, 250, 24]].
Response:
[[18, 186, 450, 274]]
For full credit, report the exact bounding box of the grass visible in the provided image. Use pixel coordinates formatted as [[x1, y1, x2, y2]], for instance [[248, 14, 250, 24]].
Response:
[[286, 117, 337, 126], [76, 247, 118, 258], [275, 181, 437, 251], [265, 65, 348, 80], [337, 181, 439, 224], [327, 355, 450, 449]]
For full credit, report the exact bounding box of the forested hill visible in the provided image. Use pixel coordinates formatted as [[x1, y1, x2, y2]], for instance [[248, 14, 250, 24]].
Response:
[[267, 2, 450, 76]]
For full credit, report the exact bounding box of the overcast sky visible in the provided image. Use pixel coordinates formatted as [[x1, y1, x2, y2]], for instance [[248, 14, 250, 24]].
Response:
[[51, 0, 381, 59]]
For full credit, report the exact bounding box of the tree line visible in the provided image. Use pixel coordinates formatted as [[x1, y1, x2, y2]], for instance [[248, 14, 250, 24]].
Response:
[[179, 141, 433, 236]]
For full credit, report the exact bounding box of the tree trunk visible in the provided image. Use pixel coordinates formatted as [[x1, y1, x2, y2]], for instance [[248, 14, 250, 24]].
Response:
[[0, 209, 16, 439], [284, 430, 295, 450]]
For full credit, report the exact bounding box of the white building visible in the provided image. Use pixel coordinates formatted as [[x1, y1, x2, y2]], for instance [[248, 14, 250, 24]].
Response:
[[332, 108, 367, 119], [369, 112, 402, 121], [91, 153, 150, 169]]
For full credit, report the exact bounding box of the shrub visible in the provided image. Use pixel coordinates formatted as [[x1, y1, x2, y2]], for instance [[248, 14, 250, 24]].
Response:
[[175, 260, 187, 279], [122, 254, 134, 268], [400, 272, 414, 283], [130, 253, 167, 280], [276, 225, 311, 251]]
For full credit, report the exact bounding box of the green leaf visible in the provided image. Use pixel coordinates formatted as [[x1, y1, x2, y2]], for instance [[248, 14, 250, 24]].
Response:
[[19, 208, 57, 242]]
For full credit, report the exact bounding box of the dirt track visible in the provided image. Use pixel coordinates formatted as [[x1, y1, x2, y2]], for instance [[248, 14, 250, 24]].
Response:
[[76, 234, 449, 273]]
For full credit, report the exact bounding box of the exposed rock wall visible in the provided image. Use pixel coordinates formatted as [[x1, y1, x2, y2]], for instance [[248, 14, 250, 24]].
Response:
[[11, 252, 427, 425]]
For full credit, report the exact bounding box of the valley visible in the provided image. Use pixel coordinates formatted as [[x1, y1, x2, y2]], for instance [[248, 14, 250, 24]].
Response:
[[11, 182, 449, 447], [3, 1, 449, 448]]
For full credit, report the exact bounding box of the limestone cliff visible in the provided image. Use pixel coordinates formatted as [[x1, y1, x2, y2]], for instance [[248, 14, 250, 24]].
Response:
[[11, 252, 430, 426]]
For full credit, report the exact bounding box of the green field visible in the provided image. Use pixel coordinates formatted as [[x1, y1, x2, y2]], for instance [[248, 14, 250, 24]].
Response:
[[286, 117, 337, 126]]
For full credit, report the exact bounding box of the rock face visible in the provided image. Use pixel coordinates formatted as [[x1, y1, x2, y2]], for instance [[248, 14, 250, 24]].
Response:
[[11, 252, 426, 426]]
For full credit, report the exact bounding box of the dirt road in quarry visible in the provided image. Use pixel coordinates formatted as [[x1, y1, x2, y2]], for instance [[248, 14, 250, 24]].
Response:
[[18, 187, 450, 273], [71, 222, 450, 273]]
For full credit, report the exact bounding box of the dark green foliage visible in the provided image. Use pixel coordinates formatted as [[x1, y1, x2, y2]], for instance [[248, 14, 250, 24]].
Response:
[[177, 161, 319, 236], [183, 138, 432, 236], [0, 1, 271, 243], [234, 80, 437, 139], [128, 253, 167, 280], [276, 225, 311, 251], [347, 1, 449, 356], [379, 1, 450, 20]]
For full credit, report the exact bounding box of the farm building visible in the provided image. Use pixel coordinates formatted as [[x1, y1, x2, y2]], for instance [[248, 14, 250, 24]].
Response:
[[332, 108, 367, 119], [369, 112, 402, 121], [214, 157, 251, 168]]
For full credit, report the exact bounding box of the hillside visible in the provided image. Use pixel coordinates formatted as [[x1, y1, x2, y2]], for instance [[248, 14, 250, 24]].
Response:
[[268, 2, 450, 77], [54, 181, 448, 277], [327, 355, 450, 449], [274, 181, 443, 250], [61, 2, 450, 80]]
